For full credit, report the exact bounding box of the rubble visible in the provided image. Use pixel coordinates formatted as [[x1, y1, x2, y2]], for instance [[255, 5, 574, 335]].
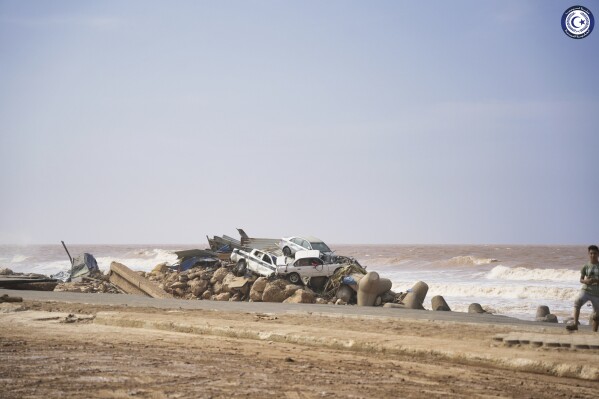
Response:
[[54, 276, 122, 294], [7, 233, 544, 319]]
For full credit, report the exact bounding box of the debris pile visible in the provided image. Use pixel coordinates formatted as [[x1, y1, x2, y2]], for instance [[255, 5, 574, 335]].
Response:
[[54, 274, 122, 294]]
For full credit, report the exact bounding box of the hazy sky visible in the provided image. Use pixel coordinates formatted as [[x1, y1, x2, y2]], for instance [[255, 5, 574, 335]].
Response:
[[1, 1, 598, 245]]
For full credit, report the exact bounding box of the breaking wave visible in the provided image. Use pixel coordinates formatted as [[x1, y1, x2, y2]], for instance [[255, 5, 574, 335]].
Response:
[[95, 248, 178, 273], [446, 256, 498, 266], [485, 265, 579, 282], [391, 282, 579, 302]]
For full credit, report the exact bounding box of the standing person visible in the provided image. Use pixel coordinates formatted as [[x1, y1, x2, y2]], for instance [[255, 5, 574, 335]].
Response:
[[567, 245, 599, 331]]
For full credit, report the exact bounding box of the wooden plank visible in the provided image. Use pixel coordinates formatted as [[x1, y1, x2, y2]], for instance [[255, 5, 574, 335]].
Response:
[[109, 262, 172, 299]]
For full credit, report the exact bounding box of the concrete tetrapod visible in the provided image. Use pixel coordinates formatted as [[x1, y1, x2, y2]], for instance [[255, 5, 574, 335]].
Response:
[[402, 281, 428, 310], [357, 272, 392, 306], [468, 303, 486, 314], [431, 295, 451, 311]]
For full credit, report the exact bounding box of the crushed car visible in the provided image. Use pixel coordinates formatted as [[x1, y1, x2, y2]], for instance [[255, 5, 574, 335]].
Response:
[[277, 250, 344, 285], [230, 248, 281, 278], [230, 248, 345, 285], [278, 236, 336, 262]]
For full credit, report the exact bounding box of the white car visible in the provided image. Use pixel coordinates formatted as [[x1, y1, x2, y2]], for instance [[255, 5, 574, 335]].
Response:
[[230, 248, 282, 278], [276, 250, 344, 285], [278, 236, 335, 260]]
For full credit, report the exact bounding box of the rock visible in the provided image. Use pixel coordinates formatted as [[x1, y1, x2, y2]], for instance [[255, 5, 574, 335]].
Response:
[[357, 272, 392, 306], [230, 293, 241, 301], [166, 272, 179, 284], [535, 305, 550, 319], [336, 285, 353, 303], [188, 270, 204, 280], [249, 277, 268, 302], [283, 289, 315, 304], [189, 279, 209, 297], [201, 290, 212, 300], [284, 284, 300, 298], [252, 277, 268, 292], [403, 281, 428, 310], [0, 268, 14, 275], [215, 292, 231, 301], [262, 279, 289, 303], [173, 288, 186, 297], [170, 281, 188, 290], [210, 267, 229, 284], [431, 295, 451, 311], [315, 298, 327, 304], [374, 296, 382, 306], [213, 282, 223, 295], [335, 298, 347, 305], [178, 274, 189, 283], [380, 290, 396, 304], [468, 303, 486, 314], [222, 274, 250, 294], [151, 263, 169, 275]]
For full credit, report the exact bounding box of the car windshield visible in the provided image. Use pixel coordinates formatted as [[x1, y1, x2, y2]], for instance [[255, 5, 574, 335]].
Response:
[[310, 242, 331, 252]]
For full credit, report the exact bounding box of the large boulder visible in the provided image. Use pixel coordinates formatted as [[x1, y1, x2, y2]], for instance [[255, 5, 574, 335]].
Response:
[[214, 292, 231, 301], [249, 277, 268, 302], [210, 267, 229, 285], [201, 290, 212, 300], [152, 263, 169, 275], [380, 290, 396, 304], [262, 279, 289, 303], [189, 279, 209, 297], [336, 285, 353, 303], [284, 289, 315, 304], [284, 284, 300, 298]]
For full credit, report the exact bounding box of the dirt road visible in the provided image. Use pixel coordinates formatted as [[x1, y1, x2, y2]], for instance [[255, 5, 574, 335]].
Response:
[[1, 300, 598, 398]]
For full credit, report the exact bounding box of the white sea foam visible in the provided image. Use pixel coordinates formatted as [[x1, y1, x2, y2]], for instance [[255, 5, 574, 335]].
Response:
[[389, 281, 578, 302], [10, 254, 29, 263], [446, 256, 498, 266], [485, 265, 579, 282], [95, 249, 178, 273], [10, 260, 72, 276]]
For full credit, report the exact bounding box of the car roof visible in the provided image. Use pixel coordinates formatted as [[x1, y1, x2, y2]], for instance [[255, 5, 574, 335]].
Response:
[[286, 236, 324, 243]]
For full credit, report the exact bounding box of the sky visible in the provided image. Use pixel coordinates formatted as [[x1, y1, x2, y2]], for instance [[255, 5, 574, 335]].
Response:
[[0, 1, 598, 245]]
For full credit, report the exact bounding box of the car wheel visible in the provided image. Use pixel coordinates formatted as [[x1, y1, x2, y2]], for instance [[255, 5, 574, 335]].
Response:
[[235, 260, 247, 276], [283, 247, 292, 257], [288, 272, 302, 285]]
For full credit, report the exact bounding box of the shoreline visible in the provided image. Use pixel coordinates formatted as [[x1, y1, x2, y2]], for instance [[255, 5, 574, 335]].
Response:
[[2, 288, 599, 397]]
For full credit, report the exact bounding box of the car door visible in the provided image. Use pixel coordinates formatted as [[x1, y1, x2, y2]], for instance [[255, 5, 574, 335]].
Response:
[[290, 238, 305, 253]]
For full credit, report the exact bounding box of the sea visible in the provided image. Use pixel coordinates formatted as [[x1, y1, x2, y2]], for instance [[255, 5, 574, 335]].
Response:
[[0, 243, 591, 324]]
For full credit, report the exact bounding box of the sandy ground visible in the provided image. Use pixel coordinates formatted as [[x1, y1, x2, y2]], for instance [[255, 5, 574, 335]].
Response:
[[1, 300, 598, 398]]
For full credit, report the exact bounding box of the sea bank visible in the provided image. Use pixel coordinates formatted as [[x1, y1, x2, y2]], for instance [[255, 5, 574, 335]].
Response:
[[1, 288, 598, 398]]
